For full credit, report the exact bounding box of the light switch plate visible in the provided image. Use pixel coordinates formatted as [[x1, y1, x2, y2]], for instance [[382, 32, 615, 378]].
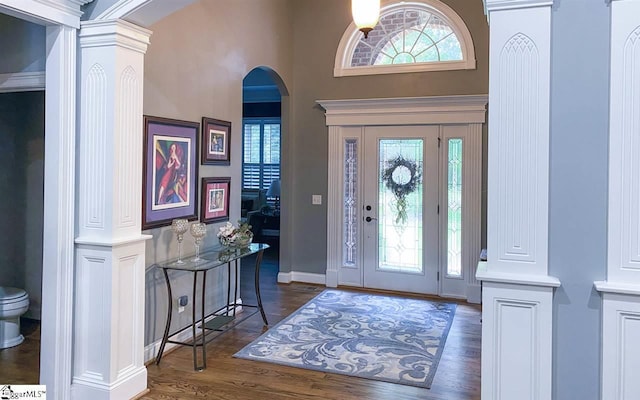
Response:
[[312, 194, 322, 205]]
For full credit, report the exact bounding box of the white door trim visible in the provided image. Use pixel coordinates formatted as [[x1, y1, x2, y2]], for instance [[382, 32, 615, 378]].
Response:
[[318, 95, 487, 299], [0, 1, 89, 399], [0, 71, 45, 92]]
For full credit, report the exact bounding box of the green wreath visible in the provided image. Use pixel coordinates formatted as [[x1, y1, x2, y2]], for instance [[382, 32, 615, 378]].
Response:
[[382, 156, 422, 225]]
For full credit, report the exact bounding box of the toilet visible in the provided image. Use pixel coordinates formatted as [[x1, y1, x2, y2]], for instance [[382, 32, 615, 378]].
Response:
[[0, 287, 30, 349]]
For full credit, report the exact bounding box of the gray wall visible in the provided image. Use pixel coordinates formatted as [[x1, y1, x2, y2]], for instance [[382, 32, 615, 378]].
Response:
[[141, 0, 488, 347], [0, 12, 46, 321], [0, 91, 44, 319], [0, 13, 45, 74], [142, 0, 293, 347], [549, 1, 609, 398], [289, 0, 489, 274]]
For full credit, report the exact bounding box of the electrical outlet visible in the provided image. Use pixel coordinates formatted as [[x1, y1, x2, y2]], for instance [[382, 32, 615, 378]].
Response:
[[177, 295, 188, 313], [312, 194, 322, 205]]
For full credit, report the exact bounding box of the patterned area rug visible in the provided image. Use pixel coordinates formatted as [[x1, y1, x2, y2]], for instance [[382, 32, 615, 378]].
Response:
[[234, 289, 456, 388]]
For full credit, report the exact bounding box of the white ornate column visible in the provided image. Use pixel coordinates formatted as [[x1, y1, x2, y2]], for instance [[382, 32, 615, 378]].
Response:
[[595, 1, 640, 398], [72, 19, 152, 400], [477, 1, 560, 399]]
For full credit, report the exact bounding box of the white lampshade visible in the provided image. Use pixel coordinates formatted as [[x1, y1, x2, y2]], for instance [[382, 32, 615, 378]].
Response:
[[352, 0, 380, 38], [266, 179, 281, 198]]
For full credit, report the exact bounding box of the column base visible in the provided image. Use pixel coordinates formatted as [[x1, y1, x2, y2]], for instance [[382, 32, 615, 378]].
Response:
[[477, 263, 560, 400], [72, 366, 147, 400], [595, 281, 640, 399]]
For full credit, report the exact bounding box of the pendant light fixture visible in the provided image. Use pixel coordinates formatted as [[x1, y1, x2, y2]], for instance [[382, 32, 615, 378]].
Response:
[[352, 0, 380, 39]]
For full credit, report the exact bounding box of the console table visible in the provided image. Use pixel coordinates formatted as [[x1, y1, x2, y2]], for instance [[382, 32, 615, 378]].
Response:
[[153, 243, 269, 371]]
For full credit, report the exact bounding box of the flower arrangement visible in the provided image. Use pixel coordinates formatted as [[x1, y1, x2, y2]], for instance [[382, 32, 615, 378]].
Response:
[[217, 220, 253, 248], [382, 156, 422, 225]]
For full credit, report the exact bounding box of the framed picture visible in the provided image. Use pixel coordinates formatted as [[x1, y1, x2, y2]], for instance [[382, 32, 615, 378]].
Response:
[[142, 115, 199, 230], [201, 117, 231, 165], [201, 177, 230, 224]]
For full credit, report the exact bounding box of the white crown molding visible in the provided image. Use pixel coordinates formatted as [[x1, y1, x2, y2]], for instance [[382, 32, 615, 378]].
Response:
[[0, 0, 87, 27], [95, 0, 198, 27], [317, 95, 488, 126], [485, 0, 554, 11], [0, 71, 45, 92], [95, 0, 153, 20], [80, 19, 151, 53]]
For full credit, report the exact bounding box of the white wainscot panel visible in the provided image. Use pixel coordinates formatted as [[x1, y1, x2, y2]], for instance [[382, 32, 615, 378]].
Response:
[[602, 293, 640, 400], [482, 282, 553, 400]]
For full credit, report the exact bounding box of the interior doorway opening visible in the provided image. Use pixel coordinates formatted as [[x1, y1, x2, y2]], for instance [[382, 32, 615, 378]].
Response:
[[241, 67, 288, 261]]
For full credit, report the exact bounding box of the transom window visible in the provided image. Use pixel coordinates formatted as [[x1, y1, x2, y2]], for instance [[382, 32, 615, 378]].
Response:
[[335, 0, 475, 77]]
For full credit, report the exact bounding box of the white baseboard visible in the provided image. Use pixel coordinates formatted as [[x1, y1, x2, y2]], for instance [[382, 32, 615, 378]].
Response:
[[277, 271, 326, 285], [466, 283, 481, 304], [0, 71, 45, 92], [277, 272, 291, 283]]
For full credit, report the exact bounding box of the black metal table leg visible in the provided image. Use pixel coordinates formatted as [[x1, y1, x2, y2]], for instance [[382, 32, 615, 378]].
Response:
[[233, 260, 239, 317], [226, 261, 231, 316], [254, 249, 269, 326], [156, 267, 173, 365], [192, 270, 200, 371], [156, 244, 270, 371], [200, 270, 207, 370]]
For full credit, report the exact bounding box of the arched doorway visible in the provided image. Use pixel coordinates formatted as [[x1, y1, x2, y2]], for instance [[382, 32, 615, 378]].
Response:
[[241, 66, 290, 275]]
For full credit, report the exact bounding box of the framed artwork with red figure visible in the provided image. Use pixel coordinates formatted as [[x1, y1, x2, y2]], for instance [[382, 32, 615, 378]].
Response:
[[201, 177, 230, 224], [201, 117, 231, 165], [143, 115, 199, 230]]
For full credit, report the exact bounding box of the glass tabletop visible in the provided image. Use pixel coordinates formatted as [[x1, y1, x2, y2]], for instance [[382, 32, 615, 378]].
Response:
[[156, 243, 270, 271]]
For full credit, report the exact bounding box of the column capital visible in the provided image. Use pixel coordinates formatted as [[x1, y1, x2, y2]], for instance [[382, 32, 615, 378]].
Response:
[[485, 0, 554, 13], [79, 19, 151, 54]]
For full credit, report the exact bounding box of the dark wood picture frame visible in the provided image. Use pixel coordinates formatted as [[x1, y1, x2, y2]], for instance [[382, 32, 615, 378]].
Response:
[[200, 177, 231, 224], [142, 115, 199, 230], [201, 117, 231, 165]]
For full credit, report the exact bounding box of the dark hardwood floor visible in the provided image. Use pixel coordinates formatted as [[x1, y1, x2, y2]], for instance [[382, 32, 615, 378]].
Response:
[[0, 246, 482, 399], [0, 317, 40, 384]]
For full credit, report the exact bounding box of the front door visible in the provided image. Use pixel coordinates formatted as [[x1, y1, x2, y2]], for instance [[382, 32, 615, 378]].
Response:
[[362, 126, 440, 294]]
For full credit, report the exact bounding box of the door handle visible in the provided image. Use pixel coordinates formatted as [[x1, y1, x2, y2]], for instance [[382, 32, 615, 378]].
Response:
[[365, 216, 377, 222]]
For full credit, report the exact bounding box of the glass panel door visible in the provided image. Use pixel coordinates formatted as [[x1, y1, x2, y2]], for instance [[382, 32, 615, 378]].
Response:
[[377, 139, 424, 273], [363, 126, 439, 295]]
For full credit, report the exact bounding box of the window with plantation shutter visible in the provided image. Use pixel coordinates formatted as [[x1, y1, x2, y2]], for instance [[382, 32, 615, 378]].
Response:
[[242, 118, 281, 190]]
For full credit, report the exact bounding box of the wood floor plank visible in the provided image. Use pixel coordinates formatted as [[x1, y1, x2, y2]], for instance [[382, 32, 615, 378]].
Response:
[[1, 247, 481, 399]]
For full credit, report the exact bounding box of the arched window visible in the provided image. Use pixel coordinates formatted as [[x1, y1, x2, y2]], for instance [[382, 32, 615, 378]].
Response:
[[334, 0, 476, 77]]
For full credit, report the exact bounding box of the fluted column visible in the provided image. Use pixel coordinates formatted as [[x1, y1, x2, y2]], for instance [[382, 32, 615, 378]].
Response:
[[595, 1, 640, 398], [477, 1, 560, 399], [40, 23, 77, 400], [72, 19, 152, 400]]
